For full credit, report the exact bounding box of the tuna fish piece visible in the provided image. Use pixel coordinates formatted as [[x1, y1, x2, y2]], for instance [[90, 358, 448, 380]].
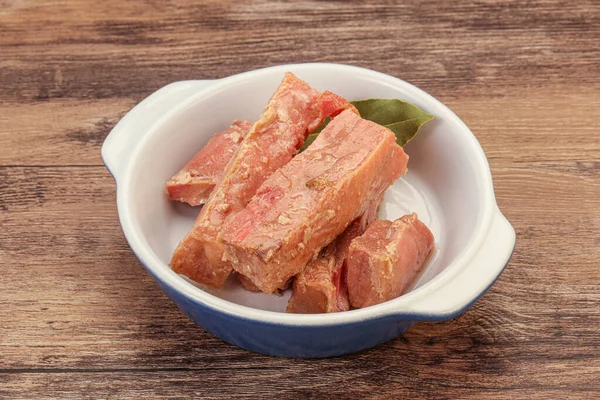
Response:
[[286, 198, 381, 314], [170, 73, 357, 288], [166, 120, 253, 206], [237, 273, 293, 296], [347, 213, 434, 309], [222, 109, 408, 294], [237, 273, 261, 292]]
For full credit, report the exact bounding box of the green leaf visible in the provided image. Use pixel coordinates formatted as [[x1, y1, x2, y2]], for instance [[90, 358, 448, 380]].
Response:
[[300, 132, 319, 152], [384, 116, 434, 146], [299, 118, 329, 152], [351, 99, 434, 146], [299, 98, 434, 152]]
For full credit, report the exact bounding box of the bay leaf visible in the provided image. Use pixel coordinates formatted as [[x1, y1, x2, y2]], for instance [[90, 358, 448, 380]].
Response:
[[384, 116, 434, 146], [300, 118, 329, 151], [299, 98, 434, 152], [351, 99, 434, 146]]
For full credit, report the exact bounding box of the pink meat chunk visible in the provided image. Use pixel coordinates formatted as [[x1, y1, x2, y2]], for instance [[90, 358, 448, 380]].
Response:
[[347, 213, 435, 309], [170, 73, 357, 288], [221, 109, 408, 294], [237, 273, 261, 292], [286, 197, 381, 314], [237, 273, 293, 296], [166, 120, 252, 206]]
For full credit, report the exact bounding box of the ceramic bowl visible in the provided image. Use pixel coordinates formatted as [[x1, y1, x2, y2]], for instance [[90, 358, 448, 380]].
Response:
[[101, 63, 515, 358]]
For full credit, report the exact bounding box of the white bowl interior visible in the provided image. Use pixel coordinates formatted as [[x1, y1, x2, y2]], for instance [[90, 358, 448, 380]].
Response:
[[126, 68, 488, 312]]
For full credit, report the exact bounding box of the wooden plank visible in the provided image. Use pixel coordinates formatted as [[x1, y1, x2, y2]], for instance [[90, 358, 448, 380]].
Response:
[[1, 1, 599, 104], [452, 87, 600, 163], [0, 99, 134, 166], [2, 86, 599, 166], [0, 362, 598, 400]]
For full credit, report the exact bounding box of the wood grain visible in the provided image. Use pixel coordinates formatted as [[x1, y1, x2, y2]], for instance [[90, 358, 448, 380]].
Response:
[[1, 0, 599, 399]]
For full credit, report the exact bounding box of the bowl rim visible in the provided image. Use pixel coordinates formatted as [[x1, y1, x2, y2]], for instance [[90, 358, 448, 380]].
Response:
[[106, 62, 504, 326]]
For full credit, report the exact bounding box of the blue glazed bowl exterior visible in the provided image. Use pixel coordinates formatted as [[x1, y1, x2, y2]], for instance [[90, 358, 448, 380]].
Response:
[[153, 272, 416, 358]]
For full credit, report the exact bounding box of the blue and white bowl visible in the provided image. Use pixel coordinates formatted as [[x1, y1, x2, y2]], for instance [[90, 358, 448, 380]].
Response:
[[101, 63, 516, 358]]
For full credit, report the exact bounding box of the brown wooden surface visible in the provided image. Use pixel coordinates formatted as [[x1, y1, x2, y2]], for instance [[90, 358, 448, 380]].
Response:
[[1, 0, 599, 398]]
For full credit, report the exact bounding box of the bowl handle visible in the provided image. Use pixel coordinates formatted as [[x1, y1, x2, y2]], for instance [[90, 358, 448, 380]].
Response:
[[406, 209, 516, 321], [101, 80, 216, 181]]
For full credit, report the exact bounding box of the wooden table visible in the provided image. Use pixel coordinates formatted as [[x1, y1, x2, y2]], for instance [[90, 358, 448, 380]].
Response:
[[2, 1, 599, 398]]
